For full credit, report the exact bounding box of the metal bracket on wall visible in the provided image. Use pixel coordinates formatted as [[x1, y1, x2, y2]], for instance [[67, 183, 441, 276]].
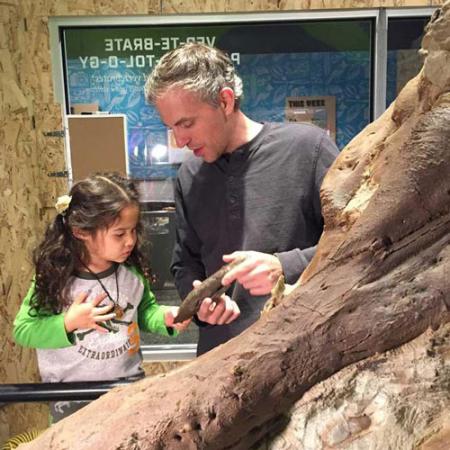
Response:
[[48, 170, 68, 178], [43, 130, 65, 138]]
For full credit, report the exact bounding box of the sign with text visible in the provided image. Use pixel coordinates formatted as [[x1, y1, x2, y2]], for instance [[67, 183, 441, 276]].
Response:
[[285, 96, 336, 142]]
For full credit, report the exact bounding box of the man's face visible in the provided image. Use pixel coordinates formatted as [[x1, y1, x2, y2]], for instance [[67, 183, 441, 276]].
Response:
[[155, 87, 232, 163]]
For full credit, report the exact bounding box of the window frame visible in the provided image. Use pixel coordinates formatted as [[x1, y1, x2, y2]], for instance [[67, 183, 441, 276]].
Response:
[[384, 8, 436, 109]]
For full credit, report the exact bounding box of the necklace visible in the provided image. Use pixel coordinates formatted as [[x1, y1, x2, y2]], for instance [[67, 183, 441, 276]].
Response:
[[79, 261, 124, 318]]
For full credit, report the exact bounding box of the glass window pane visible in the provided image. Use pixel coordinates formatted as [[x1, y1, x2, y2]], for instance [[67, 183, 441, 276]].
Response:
[[139, 204, 199, 346], [386, 17, 430, 107]]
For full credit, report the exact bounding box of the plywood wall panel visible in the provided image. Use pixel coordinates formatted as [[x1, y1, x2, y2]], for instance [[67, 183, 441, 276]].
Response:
[[0, 111, 48, 441], [162, 0, 440, 13], [306, 0, 433, 8], [0, 75, 28, 113], [143, 360, 188, 376], [161, 0, 282, 13], [0, 3, 54, 440], [34, 103, 66, 206], [44, 0, 161, 15]]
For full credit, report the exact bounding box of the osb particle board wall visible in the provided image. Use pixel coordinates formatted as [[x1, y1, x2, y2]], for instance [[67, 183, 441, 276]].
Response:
[[0, 0, 443, 443]]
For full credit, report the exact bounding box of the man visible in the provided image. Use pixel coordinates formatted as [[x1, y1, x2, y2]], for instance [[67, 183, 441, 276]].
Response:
[[145, 43, 338, 355]]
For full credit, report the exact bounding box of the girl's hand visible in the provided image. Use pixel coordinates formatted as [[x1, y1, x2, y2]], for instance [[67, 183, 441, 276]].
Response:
[[64, 291, 115, 333], [164, 306, 192, 332]]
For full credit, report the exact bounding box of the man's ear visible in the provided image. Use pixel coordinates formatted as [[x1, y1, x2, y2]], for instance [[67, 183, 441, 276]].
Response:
[[219, 87, 235, 116], [72, 227, 88, 241]]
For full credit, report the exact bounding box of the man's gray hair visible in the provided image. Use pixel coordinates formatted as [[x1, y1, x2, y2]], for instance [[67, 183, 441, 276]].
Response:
[[144, 43, 243, 110]]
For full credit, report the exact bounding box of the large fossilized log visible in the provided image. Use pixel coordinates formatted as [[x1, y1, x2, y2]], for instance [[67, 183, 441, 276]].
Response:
[[260, 323, 450, 449], [21, 4, 450, 450]]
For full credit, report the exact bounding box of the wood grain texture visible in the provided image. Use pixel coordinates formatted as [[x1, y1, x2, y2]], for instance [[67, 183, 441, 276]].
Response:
[[161, 0, 442, 14], [258, 324, 450, 449]]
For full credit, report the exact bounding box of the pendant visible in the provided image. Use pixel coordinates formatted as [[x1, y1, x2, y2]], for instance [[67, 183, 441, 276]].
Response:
[[114, 305, 124, 318]]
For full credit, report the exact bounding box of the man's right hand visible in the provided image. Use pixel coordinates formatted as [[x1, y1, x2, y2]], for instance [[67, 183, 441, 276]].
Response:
[[193, 280, 240, 325], [222, 251, 283, 296]]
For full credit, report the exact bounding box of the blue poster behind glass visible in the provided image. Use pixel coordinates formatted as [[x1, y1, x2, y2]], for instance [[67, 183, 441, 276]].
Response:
[[63, 20, 372, 180]]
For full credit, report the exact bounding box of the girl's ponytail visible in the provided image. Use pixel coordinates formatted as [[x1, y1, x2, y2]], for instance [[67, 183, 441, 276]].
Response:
[[30, 211, 80, 315]]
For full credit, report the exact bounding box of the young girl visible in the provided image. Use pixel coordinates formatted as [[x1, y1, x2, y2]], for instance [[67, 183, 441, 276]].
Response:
[[13, 173, 190, 422]]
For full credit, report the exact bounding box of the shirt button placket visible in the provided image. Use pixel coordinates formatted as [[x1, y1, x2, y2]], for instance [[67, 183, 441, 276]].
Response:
[[227, 171, 239, 220]]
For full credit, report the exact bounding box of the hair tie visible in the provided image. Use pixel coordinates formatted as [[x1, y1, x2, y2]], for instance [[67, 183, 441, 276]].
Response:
[[55, 195, 72, 215]]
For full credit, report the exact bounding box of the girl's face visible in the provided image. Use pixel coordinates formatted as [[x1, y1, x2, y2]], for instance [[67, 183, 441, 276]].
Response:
[[83, 204, 139, 272]]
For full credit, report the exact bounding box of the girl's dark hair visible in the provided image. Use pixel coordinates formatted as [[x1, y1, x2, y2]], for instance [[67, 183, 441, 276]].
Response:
[[30, 173, 148, 315]]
